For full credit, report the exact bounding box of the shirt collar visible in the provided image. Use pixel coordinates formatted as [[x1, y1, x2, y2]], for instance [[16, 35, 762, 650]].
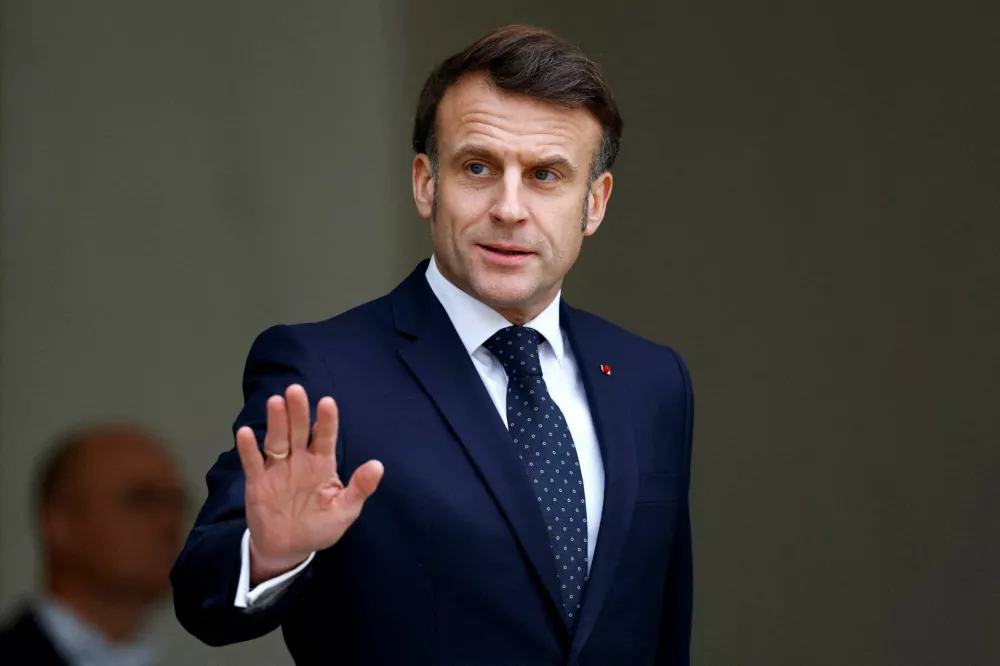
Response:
[[424, 255, 565, 362], [35, 597, 154, 666]]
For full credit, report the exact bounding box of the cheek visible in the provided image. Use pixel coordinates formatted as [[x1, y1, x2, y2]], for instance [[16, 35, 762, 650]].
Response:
[[438, 181, 492, 230], [552, 234, 585, 267], [536, 201, 587, 255], [99, 513, 159, 550], [69, 518, 123, 565]]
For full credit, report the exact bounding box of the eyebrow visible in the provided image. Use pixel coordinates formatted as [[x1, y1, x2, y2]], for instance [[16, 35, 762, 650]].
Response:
[[451, 144, 580, 176]]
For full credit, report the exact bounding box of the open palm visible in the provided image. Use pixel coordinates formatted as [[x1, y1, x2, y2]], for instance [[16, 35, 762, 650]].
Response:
[[236, 384, 383, 583]]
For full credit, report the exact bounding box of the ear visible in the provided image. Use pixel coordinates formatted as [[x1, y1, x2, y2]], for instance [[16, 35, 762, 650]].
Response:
[[412, 154, 435, 221], [583, 171, 614, 236]]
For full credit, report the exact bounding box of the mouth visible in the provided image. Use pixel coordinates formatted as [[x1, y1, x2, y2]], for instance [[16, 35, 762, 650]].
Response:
[[478, 243, 534, 257]]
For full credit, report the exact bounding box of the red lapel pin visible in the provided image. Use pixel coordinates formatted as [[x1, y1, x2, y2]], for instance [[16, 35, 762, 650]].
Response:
[[600, 364, 612, 376]]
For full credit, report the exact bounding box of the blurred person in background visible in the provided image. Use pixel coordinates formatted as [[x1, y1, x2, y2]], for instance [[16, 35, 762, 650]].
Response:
[[0, 424, 187, 666]]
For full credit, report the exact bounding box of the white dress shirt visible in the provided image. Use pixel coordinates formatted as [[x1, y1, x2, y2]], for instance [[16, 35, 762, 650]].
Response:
[[235, 256, 605, 609], [35, 598, 154, 666]]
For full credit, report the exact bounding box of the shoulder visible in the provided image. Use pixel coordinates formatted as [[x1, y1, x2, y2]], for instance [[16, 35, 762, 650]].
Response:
[[246, 293, 395, 360], [0, 608, 59, 662], [565, 306, 691, 390], [0, 607, 33, 642], [566, 306, 695, 467]]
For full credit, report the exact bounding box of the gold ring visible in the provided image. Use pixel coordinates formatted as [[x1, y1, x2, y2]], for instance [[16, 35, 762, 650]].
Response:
[[264, 448, 289, 461]]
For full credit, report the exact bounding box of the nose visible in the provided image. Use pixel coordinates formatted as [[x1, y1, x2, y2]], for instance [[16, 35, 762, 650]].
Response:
[[489, 169, 528, 225]]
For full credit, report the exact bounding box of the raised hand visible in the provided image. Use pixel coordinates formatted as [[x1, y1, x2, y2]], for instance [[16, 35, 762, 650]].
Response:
[[235, 384, 384, 585]]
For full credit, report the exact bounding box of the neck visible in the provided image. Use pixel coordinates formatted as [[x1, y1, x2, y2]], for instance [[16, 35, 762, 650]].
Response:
[[494, 284, 561, 325], [494, 304, 545, 326], [48, 575, 149, 644]]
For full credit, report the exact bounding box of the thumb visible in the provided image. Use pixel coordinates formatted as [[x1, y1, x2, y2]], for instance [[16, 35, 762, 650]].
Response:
[[338, 459, 384, 510]]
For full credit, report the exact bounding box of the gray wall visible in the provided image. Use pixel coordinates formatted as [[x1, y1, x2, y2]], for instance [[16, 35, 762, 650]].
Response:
[[2, 1, 997, 665], [0, 1, 407, 663]]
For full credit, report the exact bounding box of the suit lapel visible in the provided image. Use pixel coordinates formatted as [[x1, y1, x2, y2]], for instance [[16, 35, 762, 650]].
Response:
[[391, 264, 567, 623], [562, 303, 639, 659]]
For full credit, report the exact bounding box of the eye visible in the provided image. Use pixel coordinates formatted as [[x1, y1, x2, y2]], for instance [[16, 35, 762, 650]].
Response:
[[466, 162, 490, 176], [534, 169, 557, 182]]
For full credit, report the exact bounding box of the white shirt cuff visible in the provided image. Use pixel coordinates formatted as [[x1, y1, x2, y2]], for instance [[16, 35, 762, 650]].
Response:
[[234, 528, 315, 610]]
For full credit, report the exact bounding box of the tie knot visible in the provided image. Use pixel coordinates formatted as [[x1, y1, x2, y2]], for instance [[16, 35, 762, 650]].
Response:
[[483, 326, 544, 377]]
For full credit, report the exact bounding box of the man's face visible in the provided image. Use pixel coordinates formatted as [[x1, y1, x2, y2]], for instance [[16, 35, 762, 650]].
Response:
[[413, 74, 613, 322], [46, 432, 186, 602]]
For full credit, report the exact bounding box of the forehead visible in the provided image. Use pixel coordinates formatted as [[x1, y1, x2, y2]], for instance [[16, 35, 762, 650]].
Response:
[[436, 73, 601, 162], [72, 432, 181, 494]]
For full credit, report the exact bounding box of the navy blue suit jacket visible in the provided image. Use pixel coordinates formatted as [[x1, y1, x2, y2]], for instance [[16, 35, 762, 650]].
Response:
[[171, 260, 694, 665]]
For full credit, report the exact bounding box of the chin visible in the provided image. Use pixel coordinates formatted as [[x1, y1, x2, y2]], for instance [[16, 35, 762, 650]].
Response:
[[470, 274, 539, 310]]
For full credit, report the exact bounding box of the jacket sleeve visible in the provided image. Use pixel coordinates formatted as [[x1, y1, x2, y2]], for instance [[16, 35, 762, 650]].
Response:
[[170, 324, 335, 646], [656, 348, 695, 665]]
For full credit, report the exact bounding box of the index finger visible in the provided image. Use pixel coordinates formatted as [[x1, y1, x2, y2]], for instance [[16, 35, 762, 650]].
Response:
[[235, 426, 265, 485]]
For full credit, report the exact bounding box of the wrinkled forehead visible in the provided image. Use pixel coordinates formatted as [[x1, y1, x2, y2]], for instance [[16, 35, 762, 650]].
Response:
[[436, 73, 602, 166]]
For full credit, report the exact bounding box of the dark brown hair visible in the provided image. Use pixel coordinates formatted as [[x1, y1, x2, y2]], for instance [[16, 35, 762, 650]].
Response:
[[412, 25, 623, 181]]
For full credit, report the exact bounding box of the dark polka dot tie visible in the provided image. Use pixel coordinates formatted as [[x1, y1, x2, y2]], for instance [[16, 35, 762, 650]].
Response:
[[483, 325, 588, 627]]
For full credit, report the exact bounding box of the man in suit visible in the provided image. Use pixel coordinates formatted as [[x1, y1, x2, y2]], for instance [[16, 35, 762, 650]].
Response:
[[0, 424, 187, 666], [171, 25, 694, 665]]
